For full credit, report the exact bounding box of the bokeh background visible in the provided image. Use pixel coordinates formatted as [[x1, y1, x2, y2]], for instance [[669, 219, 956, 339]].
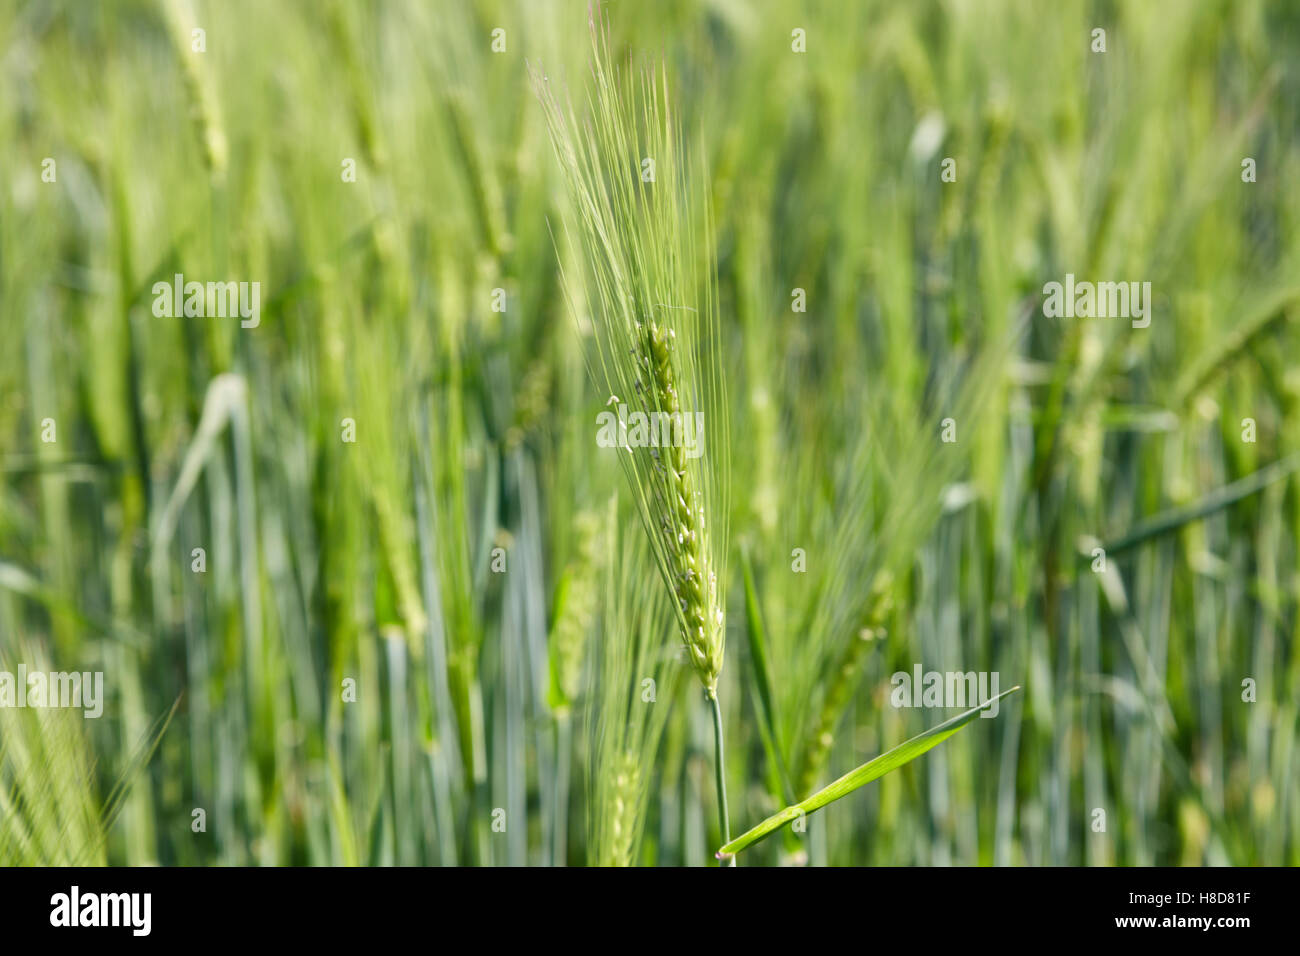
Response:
[[2, 0, 1299, 865]]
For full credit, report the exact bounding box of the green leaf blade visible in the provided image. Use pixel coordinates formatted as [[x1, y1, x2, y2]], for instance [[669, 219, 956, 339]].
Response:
[[717, 685, 1021, 858]]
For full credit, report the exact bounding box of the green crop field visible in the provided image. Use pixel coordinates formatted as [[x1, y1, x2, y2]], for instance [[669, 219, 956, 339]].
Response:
[[2, 0, 1299, 868]]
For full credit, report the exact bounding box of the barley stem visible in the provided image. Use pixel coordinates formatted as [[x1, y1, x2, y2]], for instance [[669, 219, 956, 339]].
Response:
[[553, 712, 572, 867], [708, 689, 734, 867]]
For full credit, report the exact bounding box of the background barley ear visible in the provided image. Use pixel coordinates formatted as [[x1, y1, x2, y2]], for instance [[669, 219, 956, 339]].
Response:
[[0, 643, 176, 865], [546, 506, 604, 717], [588, 521, 680, 867], [546, 504, 604, 865], [160, 0, 227, 181]]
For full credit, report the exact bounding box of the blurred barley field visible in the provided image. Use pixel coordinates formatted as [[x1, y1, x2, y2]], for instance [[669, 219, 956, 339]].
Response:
[[2, 0, 1299, 866]]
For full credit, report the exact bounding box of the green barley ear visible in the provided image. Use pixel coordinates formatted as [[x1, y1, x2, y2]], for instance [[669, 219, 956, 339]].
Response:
[[588, 520, 681, 866], [547, 506, 604, 715], [601, 750, 642, 867], [533, 6, 730, 696], [795, 571, 893, 798], [160, 0, 228, 181], [0, 642, 177, 866], [0, 706, 105, 866]]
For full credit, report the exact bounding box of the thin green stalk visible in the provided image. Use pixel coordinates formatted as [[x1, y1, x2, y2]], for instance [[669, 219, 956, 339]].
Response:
[[553, 711, 572, 866], [708, 689, 733, 867]]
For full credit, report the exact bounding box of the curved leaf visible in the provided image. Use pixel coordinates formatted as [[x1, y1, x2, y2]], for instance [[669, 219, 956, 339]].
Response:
[[718, 686, 1021, 859]]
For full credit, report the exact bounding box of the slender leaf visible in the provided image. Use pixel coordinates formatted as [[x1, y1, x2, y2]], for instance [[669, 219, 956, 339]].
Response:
[[1092, 454, 1300, 558], [718, 686, 1021, 858], [740, 545, 795, 806]]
